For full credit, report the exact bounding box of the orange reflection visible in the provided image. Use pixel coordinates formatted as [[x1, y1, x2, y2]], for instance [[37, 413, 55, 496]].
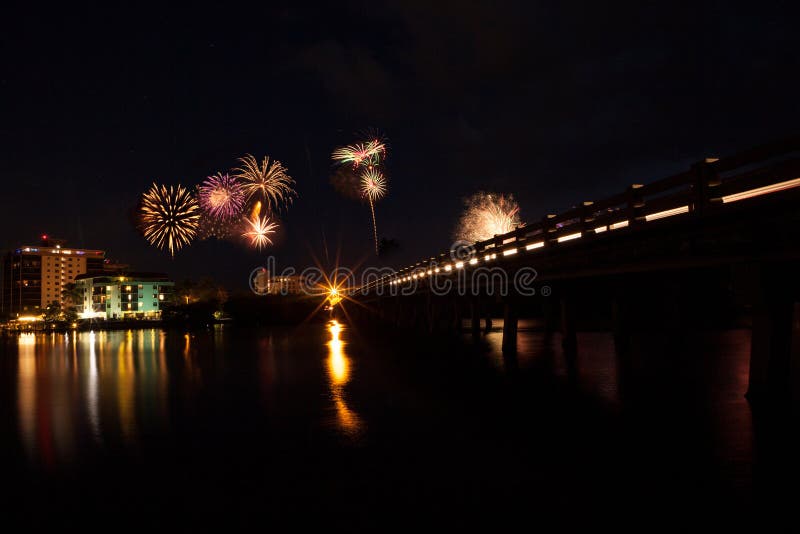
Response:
[[326, 320, 363, 438], [15, 330, 171, 467]]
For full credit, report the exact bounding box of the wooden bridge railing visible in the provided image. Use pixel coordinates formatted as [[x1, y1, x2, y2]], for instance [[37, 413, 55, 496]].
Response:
[[361, 136, 800, 292]]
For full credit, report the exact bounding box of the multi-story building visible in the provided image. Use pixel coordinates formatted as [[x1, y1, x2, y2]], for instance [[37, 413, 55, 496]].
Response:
[[266, 274, 310, 295], [1, 236, 105, 317], [75, 272, 174, 319]]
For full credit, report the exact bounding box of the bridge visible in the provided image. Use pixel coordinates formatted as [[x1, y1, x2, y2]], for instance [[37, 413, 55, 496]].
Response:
[[352, 137, 800, 402]]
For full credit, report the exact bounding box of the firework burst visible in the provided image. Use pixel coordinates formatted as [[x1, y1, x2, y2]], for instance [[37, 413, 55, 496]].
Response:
[[454, 192, 522, 243], [331, 139, 386, 168], [242, 201, 278, 250], [196, 212, 236, 241], [139, 183, 200, 257], [234, 154, 296, 212], [360, 168, 387, 202], [198, 172, 245, 220], [332, 134, 389, 255]]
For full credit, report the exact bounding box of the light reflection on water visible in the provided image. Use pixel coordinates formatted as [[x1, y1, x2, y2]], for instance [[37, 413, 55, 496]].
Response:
[[326, 320, 364, 440], [11, 324, 370, 469], [7, 321, 757, 503], [468, 324, 756, 491], [15, 330, 170, 468]]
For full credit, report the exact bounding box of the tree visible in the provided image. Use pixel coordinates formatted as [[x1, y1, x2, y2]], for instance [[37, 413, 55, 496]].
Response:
[[175, 279, 197, 305], [43, 300, 61, 322], [61, 283, 83, 313], [378, 237, 400, 258]]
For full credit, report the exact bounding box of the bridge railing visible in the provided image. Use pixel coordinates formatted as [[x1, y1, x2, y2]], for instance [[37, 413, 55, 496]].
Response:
[[361, 136, 800, 293]]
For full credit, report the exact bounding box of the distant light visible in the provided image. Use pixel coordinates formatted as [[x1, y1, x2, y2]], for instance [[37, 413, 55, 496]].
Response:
[[444, 265, 452, 272], [525, 241, 544, 250], [426, 269, 432, 275], [469, 258, 478, 265], [435, 268, 440, 273], [503, 248, 518, 256], [557, 232, 582, 242], [609, 220, 629, 230], [455, 261, 464, 269], [594, 226, 608, 233]]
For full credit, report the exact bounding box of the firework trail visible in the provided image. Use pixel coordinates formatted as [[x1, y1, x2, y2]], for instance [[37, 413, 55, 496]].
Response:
[[331, 133, 389, 255], [360, 169, 386, 254], [242, 200, 278, 250], [454, 192, 521, 243], [198, 172, 246, 220], [139, 183, 200, 257], [234, 154, 296, 213]]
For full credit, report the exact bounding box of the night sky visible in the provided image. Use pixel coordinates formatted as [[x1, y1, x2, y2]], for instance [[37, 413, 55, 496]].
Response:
[[1, 1, 797, 291]]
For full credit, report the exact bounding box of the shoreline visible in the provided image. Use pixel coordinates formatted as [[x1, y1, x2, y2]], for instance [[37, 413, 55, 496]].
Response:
[[0, 318, 233, 334]]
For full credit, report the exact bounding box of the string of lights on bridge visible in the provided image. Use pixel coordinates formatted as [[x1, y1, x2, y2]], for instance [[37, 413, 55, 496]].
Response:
[[363, 142, 800, 292]]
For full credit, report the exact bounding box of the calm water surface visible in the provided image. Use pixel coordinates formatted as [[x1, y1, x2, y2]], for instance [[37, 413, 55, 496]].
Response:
[[1, 321, 796, 529]]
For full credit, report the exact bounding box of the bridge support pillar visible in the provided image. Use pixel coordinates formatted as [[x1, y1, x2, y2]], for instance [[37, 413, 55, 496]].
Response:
[[484, 299, 493, 333], [612, 293, 636, 400], [560, 295, 577, 353], [470, 298, 481, 335], [424, 295, 434, 333], [747, 266, 796, 403], [502, 300, 518, 354], [452, 297, 462, 332]]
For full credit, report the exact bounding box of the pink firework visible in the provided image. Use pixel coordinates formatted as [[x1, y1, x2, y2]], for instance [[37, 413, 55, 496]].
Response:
[[198, 172, 246, 220], [331, 139, 386, 168]]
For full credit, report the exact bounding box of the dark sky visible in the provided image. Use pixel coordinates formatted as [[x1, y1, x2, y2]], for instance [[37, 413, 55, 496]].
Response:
[[1, 1, 797, 290]]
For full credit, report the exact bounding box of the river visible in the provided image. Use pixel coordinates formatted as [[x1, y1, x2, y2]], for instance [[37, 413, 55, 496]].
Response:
[[0, 321, 795, 529]]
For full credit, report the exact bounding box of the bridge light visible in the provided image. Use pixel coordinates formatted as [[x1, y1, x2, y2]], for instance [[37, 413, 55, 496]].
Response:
[[427, 269, 432, 275], [469, 258, 478, 265], [503, 248, 518, 256], [594, 226, 608, 233], [444, 264, 452, 272], [435, 267, 440, 273], [455, 262, 464, 269], [526, 241, 544, 250], [609, 220, 629, 230], [557, 232, 582, 242], [644, 205, 689, 221], [721, 177, 800, 203]]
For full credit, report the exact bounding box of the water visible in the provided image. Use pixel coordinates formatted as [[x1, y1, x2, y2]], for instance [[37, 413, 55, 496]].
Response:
[[0, 322, 796, 529]]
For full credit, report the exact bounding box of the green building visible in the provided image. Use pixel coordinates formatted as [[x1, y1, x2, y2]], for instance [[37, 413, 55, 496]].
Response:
[[75, 272, 174, 319]]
